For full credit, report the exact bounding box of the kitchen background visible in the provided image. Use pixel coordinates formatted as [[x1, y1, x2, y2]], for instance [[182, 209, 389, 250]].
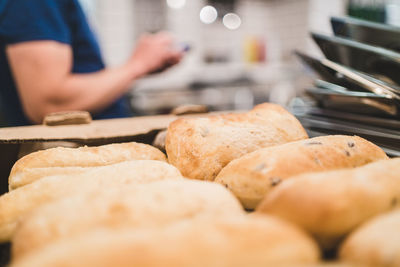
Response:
[[74, 0, 400, 114]]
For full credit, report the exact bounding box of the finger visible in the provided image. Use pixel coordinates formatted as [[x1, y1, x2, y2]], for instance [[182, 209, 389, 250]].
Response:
[[167, 52, 183, 66], [154, 32, 175, 46]]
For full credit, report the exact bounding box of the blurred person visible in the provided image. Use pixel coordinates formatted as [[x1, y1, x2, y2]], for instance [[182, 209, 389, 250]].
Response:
[[0, 0, 183, 126]]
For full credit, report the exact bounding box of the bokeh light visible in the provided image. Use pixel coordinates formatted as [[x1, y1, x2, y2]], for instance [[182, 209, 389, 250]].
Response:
[[167, 0, 186, 9], [200, 5, 218, 24], [223, 13, 242, 30]]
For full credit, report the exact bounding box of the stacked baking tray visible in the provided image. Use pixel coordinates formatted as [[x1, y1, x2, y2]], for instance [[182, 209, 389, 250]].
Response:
[[293, 16, 400, 157]]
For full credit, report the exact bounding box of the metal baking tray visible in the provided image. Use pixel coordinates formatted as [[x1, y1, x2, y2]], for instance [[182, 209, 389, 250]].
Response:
[[290, 99, 400, 157], [311, 32, 400, 85], [290, 96, 400, 148], [307, 81, 399, 117], [315, 79, 396, 99], [295, 51, 400, 99], [315, 79, 372, 95], [299, 106, 400, 130], [295, 50, 352, 86], [331, 16, 400, 52]]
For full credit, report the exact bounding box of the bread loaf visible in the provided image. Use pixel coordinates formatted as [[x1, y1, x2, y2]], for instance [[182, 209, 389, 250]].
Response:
[[9, 142, 167, 190], [340, 210, 400, 267], [0, 160, 182, 242], [215, 135, 388, 210], [10, 215, 320, 267], [165, 103, 308, 181], [12, 180, 244, 259], [257, 158, 400, 249]]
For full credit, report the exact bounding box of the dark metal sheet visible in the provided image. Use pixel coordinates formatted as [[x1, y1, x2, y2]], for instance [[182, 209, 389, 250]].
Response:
[[295, 51, 400, 99], [311, 32, 400, 85], [331, 16, 400, 52]]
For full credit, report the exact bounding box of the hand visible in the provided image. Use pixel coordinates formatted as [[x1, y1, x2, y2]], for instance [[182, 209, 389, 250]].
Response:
[[127, 32, 183, 77]]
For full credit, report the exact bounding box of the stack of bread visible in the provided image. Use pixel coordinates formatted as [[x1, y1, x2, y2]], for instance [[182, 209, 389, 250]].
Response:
[[1, 103, 399, 267]]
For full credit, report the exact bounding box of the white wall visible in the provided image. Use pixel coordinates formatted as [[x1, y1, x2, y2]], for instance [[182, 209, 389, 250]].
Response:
[[82, 0, 347, 84], [307, 0, 347, 56], [94, 0, 136, 67]]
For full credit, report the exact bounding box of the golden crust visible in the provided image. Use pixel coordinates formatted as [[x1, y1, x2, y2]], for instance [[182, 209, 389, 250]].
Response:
[[165, 103, 308, 181], [340, 210, 400, 267], [0, 160, 182, 242], [10, 215, 320, 267], [12, 180, 244, 259], [257, 158, 400, 249], [9, 142, 167, 190], [215, 135, 388, 210]]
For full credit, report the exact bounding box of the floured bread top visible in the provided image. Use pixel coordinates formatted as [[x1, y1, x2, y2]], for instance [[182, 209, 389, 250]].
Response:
[[166, 103, 308, 181], [10, 215, 320, 267], [9, 142, 167, 190], [12, 179, 244, 259]]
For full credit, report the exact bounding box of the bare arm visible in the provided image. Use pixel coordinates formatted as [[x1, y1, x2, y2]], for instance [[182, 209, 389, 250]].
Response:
[[7, 33, 182, 124]]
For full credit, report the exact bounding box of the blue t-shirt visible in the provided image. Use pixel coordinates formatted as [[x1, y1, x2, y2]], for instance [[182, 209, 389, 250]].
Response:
[[0, 0, 131, 127]]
